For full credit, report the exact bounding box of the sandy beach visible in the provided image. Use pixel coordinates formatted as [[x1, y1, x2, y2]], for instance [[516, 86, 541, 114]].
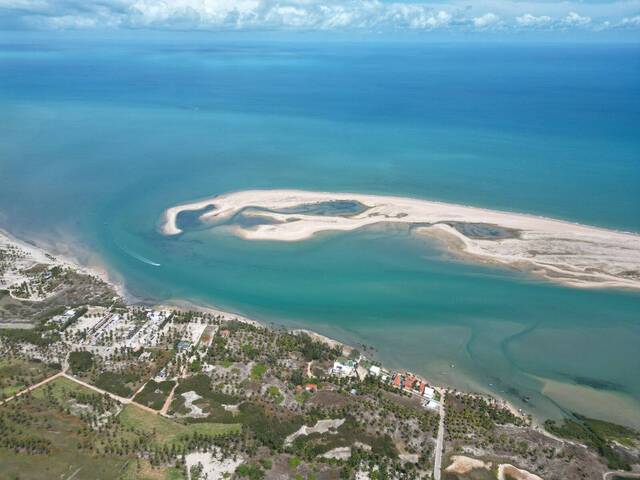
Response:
[[0, 228, 127, 300], [161, 298, 262, 328], [161, 189, 640, 290]]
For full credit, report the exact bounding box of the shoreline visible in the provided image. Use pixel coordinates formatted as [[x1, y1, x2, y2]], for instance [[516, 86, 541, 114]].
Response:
[[0, 225, 528, 423], [0, 227, 129, 301], [160, 189, 640, 291], [5, 225, 639, 431]]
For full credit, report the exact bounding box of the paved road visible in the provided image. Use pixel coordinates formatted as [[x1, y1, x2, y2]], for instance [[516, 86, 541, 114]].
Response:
[[434, 390, 445, 480]]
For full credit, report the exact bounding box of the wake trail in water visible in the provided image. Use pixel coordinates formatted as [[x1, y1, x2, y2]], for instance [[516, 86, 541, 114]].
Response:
[[117, 244, 161, 267]]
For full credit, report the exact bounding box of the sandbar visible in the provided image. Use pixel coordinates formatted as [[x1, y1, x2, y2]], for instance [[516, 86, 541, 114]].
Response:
[[160, 189, 640, 290]]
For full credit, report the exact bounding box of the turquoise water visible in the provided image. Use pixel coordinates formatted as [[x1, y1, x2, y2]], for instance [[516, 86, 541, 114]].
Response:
[[1, 39, 639, 426]]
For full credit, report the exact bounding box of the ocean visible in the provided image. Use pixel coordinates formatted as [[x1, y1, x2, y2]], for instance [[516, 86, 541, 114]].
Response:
[[1, 38, 639, 426]]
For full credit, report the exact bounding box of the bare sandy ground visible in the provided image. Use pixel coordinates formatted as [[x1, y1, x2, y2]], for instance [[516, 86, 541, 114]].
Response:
[[445, 455, 491, 475], [322, 446, 352, 460], [444, 456, 543, 480], [498, 464, 543, 480], [285, 418, 345, 445], [185, 450, 242, 480], [161, 189, 640, 290]]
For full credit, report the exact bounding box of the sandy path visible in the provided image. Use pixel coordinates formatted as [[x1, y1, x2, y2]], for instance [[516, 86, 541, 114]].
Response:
[[433, 390, 445, 480], [0, 371, 64, 405], [603, 472, 640, 480]]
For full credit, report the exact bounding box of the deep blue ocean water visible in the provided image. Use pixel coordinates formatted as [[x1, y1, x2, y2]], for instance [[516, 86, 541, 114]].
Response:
[[1, 39, 639, 425]]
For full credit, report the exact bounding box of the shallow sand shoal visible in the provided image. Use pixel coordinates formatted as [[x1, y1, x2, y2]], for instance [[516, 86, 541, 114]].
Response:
[[160, 189, 640, 290]]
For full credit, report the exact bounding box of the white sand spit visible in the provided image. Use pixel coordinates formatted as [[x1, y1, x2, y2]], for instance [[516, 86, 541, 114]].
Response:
[[161, 189, 640, 290]]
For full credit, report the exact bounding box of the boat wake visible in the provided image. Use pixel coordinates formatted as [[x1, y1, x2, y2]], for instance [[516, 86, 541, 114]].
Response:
[[119, 245, 161, 267]]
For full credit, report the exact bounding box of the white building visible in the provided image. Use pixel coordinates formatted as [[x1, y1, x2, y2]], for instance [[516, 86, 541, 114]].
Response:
[[369, 365, 381, 377], [424, 399, 440, 411], [423, 386, 435, 399], [331, 359, 356, 377]]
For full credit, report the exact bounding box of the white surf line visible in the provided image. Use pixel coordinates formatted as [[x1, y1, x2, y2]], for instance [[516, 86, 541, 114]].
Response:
[[160, 189, 640, 291]]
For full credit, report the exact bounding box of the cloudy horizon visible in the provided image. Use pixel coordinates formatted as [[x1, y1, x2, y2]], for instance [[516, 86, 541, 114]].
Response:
[[0, 0, 639, 37]]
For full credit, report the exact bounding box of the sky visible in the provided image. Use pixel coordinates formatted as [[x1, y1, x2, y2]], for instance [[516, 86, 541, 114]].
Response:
[[0, 0, 639, 39]]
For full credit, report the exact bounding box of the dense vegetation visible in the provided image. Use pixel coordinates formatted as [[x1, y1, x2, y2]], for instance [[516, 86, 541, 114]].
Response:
[[68, 351, 94, 373], [133, 379, 176, 409]]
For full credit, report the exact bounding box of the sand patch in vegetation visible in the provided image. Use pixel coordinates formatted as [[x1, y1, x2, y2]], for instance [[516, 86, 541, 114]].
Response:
[[445, 455, 491, 475], [285, 418, 345, 445], [498, 464, 543, 480]]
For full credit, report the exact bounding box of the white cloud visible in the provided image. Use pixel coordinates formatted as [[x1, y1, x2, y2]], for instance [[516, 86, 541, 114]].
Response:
[[516, 13, 552, 27], [562, 11, 591, 27], [1, 0, 639, 33], [0, 0, 47, 7], [619, 15, 640, 27], [473, 12, 499, 29]]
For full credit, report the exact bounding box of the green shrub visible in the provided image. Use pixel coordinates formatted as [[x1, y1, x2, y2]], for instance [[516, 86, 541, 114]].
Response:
[[68, 351, 94, 373]]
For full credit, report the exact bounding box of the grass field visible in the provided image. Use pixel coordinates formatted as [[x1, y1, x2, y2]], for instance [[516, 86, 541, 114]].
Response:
[[0, 357, 58, 399], [118, 404, 241, 447], [0, 377, 132, 480], [31, 375, 87, 400], [0, 377, 238, 480], [250, 363, 267, 380], [121, 459, 186, 480]]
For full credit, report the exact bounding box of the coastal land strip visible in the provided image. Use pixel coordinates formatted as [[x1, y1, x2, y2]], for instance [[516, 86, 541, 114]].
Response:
[[2, 225, 640, 479], [161, 189, 640, 290]]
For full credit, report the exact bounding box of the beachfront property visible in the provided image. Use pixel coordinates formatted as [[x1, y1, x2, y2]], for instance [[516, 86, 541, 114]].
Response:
[[330, 357, 357, 377], [391, 371, 436, 400], [423, 386, 435, 400]]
